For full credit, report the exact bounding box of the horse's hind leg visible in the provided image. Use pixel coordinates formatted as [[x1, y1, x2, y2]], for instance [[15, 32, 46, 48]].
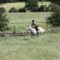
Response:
[[37, 31, 39, 36]]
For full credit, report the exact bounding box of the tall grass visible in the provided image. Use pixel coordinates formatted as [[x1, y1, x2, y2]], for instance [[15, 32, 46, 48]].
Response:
[[0, 32, 60, 60]]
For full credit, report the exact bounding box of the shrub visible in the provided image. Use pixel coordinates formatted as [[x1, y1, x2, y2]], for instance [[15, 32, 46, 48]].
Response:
[[47, 12, 60, 27], [31, 7, 39, 12], [0, 7, 6, 13], [46, 5, 52, 12], [47, 4, 60, 27], [39, 5, 47, 12], [9, 7, 17, 12], [0, 7, 9, 31], [18, 8, 26, 12], [48, 4, 60, 12], [25, 0, 39, 10]]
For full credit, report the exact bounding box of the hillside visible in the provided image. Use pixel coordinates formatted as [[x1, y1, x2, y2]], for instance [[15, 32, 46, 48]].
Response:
[[0, 2, 51, 11]]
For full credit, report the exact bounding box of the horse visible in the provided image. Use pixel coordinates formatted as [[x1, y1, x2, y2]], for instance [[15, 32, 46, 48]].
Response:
[[26, 26, 46, 36]]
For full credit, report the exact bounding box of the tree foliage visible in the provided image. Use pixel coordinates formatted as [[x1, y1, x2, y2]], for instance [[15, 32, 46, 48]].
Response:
[[47, 4, 60, 27], [0, 0, 17, 3], [25, 0, 39, 10], [48, 0, 60, 5], [0, 8, 9, 31]]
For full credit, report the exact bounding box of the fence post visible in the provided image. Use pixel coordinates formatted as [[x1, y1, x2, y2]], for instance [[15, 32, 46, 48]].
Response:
[[13, 25, 16, 33]]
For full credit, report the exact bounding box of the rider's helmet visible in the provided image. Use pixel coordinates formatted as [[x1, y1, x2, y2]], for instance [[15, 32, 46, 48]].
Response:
[[32, 20, 35, 23]]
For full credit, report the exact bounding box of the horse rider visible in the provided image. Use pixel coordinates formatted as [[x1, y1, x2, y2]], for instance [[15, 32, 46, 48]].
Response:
[[31, 20, 39, 36]]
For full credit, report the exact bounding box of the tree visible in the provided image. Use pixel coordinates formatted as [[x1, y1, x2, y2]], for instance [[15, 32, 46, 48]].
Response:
[[47, 4, 60, 27], [48, 0, 60, 5], [0, 0, 5, 3], [0, 0, 16, 3], [0, 7, 9, 31], [7, 0, 16, 2], [25, 0, 39, 10]]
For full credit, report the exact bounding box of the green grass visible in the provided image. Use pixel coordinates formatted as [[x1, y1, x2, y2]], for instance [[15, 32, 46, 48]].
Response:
[[0, 2, 60, 60], [0, 32, 60, 60], [7, 12, 52, 32], [0, 12, 59, 60]]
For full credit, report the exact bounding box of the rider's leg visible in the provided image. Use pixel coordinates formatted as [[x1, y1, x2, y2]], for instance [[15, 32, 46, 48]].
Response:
[[35, 27, 39, 36]]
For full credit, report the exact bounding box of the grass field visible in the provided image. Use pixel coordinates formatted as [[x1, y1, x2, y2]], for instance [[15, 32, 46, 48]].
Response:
[[7, 12, 52, 32], [0, 2, 60, 60], [0, 32, 60, 60], [0, 12, 60, 60]]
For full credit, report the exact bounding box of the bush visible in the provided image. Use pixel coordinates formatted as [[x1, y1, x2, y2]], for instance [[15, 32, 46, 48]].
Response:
[[0, 7, 9, 31], [47, 4, 60, 27], [46, 5, 52, 12], [9, 7, 17, 12], [31, 7, 39, 12], [39, 5, 47, 12], [47, 12, 60, 27], [25, 0, 39, 10], [18, 8, 26, 12], [0, 7, 6, 13], [48, 4, 60, 12]]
